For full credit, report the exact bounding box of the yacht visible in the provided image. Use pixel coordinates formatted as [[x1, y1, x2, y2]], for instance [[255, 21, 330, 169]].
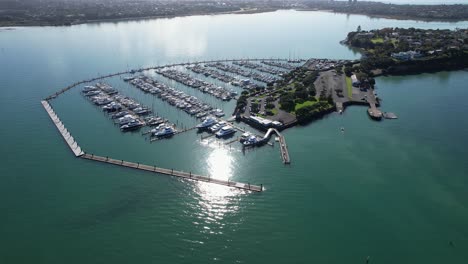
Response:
[[83, 86, 98, 92], [243, 135, 258, 146], [213, 109, 225, 117], [196, 116, 217, 129], [133, 107, 151, 116], [209, 121, 226, 133], [145, 116, 165, 126], [118, 115, 136, 125], [196, 112, 207, 119], [154, 126, 176, 137], [111, 111, 129, 119], [102, 102, 122, 112], [215, 126, 236, 137], [240, 132, 252, 142], [83, 90, 101, 97], [120, 120, 143, 131]]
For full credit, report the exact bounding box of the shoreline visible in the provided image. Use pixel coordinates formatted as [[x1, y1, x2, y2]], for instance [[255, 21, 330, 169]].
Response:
[[0, 8, 278, 28], [2, 7, 468, 28], [295, 8, 468, 23]]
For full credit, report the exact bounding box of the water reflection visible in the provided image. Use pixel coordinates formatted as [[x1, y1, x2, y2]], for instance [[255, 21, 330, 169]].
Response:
[[187, 141, 246, 234]]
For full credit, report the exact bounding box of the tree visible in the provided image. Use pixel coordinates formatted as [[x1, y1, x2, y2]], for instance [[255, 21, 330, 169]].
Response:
[[279, 94, 295, 112], [308, 84, 316, 97]]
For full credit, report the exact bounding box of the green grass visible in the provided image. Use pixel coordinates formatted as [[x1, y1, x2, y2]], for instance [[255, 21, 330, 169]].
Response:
[[371, 37, 384, 44], [294, 100, 317, 112], [271, 108, 278, 115], [345, 76, 353, 99]]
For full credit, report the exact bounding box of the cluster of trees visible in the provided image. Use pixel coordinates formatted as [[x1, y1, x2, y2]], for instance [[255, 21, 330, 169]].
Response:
[[235, 91, 249, 113], [278, 77, 318, 113], [295, 101, 334, 122]]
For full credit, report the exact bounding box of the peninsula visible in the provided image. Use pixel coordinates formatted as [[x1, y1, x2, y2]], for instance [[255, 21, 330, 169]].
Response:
[[344, 27, 468, 75]]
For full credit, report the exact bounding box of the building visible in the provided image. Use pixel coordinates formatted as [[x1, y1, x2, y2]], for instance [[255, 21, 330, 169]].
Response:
[[391, 51, 423, 61], [351, 74, 361, 87]]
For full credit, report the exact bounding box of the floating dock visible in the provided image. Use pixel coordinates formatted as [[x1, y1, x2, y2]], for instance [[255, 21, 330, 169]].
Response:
[[41, 100, 84, 157], [261, 128, 291, 164], [81, 154, 262, 192]]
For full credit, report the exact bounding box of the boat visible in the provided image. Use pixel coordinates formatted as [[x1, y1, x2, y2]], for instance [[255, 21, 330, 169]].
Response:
[[209, 121, 226, 133], [243, 135, 258, 146], [123, 76, 135, 82], [118, 115, 136, 125], [154, 126, 176, 137], [120, 120, 143, 131], [102, 102, 122, 112], [145, 117, 165, 126], [215, 125, 236, 137], [83, 90, 101, 97], [196, 112, 207, 119], [213, 109, 225, 117], [196, 116, 217, 129], [83, 86, 98, 92], [133, 107, 151, 116], [112, 111, 129, 119], [240, 132, 252, 142]]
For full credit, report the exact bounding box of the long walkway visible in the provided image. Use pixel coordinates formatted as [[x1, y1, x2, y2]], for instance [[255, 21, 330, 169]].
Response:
[[262, 128, 291, 164], [42, 100, 84, 157], [81, 154, 262, 192]]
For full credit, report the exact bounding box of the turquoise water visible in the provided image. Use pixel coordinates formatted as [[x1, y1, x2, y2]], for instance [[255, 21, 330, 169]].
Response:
[[1, 10, 468, 264]]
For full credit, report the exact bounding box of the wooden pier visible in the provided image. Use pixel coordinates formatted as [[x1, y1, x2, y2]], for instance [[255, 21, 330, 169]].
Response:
[[81, 153, 263, 192]]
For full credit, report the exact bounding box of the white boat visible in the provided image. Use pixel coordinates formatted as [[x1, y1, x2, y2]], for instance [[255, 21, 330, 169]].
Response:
[[118, 115, 136, 125], [209, 121, 226, 133], [154, 126, 176, 137], [213, 109, 225, 117], [215, 125, 236, 137], [240, 132, 252, 142], [243, 135, 258, 146], [196, 116, 217, 129]]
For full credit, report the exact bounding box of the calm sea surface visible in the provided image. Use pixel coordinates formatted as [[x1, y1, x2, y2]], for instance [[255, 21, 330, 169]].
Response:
[[1, 10, 468, 264]]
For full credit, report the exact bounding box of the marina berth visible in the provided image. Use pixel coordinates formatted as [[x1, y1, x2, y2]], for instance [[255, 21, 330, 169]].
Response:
[[196, 116, 218, 129], [129, 76, 223, 119], [215, 125, 236, 138], [154, 68, 233, 101]]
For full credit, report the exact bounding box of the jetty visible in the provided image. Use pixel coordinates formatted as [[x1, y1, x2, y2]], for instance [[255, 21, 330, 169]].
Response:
[[41, 100, 84, 157], [261, 128, 291, 164], [81, 154, 262, 192]]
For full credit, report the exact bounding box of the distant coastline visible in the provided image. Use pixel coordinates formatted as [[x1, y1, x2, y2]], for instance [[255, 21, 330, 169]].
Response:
[[0, 8, 278, 28], [2, 1, 468, 28]]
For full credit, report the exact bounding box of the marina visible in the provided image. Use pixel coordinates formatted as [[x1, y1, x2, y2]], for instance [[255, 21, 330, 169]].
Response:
[[3, 9, 467, 264], [40, 56, 394, 193], [42, 99, 262, 192], [40, 59, 302, 192]]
